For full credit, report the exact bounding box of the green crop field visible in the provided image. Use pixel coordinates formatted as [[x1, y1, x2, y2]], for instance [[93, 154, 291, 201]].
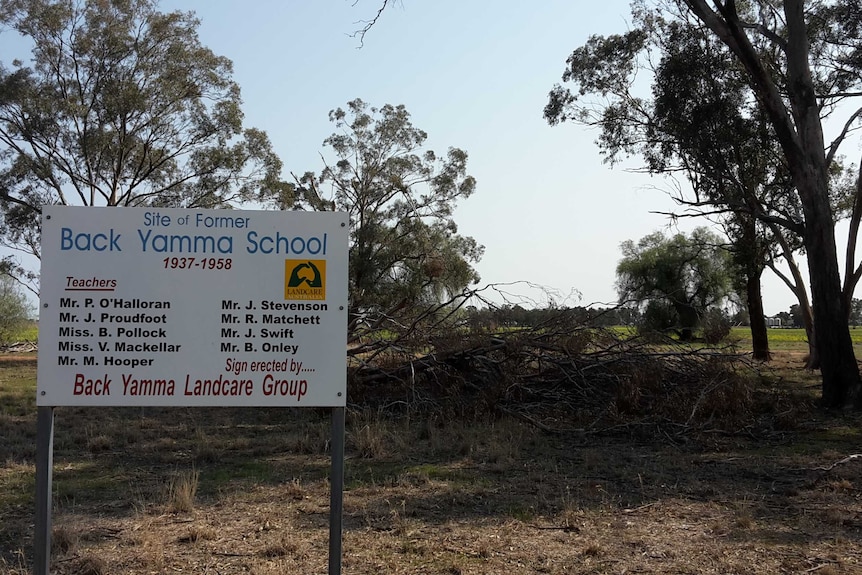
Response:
[[729, 326, 862, 355], [731, 326, 862, 343]]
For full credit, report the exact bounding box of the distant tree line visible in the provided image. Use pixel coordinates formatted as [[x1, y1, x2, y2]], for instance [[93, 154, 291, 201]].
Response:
[[467, 297, 862, 335], [770, 300, 862, 329], [464, 304, 639, 331]]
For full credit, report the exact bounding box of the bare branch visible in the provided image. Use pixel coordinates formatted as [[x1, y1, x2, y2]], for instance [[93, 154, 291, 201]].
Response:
[[348, 0, 396, 48]]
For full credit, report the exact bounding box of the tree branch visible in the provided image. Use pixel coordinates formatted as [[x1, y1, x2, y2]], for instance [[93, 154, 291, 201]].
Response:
[[349, 0, 396, 48]]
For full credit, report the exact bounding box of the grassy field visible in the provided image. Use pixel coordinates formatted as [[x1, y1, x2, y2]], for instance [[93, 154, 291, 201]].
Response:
[[613, 326, 849, 348], [2, 351, 862, 574], [729, 326, 862, 356], [730, 326, 862, 343]]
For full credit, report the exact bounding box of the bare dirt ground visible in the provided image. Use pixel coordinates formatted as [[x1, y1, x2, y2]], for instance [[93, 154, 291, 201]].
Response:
[[2, 352, 862, 574]]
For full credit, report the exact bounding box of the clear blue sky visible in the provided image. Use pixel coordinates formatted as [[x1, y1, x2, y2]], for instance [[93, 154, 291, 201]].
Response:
[[4, 0, 825, 315]]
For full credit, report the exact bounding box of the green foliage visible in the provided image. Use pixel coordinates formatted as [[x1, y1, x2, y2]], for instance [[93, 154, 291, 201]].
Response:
[[617, 228, 733, 340], [0, 276, 33, 344], [557, 0, 862, 205], [789, 304, 805, 329], [700, 307, 732, 344], [0, 0, 288, 289], [637, 300, 678, 338], [8, 321, 36, 342], [636, 301, 732, 345], [850, 299, 862, 326], [290, 99, 482, 333]]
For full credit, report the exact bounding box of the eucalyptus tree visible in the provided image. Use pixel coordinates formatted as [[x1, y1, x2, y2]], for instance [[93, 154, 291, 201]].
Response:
[[678, 0, 862, 406], [289, 99, 482, 337], [545, 7, 794, 361], [0, 0, 288, 290], [547, 1, 862, 406]]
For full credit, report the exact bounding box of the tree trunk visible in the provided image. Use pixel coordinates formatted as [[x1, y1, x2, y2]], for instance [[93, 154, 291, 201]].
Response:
[[675, 303, 699, 342], [842, 154, 862, 319], [781, 0, 857, 403], [765, 222, 818, 367], [801, 176, 858, 406], [799, 297, 818, 370], [745, 272, 770, 361]]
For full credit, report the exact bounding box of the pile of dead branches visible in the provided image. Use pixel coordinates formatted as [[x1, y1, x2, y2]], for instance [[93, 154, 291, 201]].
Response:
[[347, 289, 762, 435], [0, 341, 37, 353]]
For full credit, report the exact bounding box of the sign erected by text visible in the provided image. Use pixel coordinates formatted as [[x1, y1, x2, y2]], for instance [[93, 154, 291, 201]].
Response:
[[38, 206, 348, 407]]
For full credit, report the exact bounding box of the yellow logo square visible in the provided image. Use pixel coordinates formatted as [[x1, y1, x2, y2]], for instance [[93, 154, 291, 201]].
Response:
[[284, 260, 326, 300]]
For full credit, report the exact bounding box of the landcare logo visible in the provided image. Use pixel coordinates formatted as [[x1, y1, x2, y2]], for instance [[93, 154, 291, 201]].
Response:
[[284, 260, 326, 300]]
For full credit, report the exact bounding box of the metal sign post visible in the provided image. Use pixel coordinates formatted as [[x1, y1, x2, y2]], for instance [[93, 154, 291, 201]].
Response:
[[33, 406, 348, 574], [329, 406, 346, 575], [34, 406, 54, 575]]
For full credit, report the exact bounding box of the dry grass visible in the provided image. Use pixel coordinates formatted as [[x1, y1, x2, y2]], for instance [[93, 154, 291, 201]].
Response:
[[166, 469, 200, 513], [177, 523, 217, 544], [51, 526, 78, 556], [70, 556, 106, 575], [2, 353, 862, 574]]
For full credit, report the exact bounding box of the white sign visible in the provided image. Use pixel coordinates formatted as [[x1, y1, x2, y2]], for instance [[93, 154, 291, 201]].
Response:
[[37, 206, 348, 407]]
